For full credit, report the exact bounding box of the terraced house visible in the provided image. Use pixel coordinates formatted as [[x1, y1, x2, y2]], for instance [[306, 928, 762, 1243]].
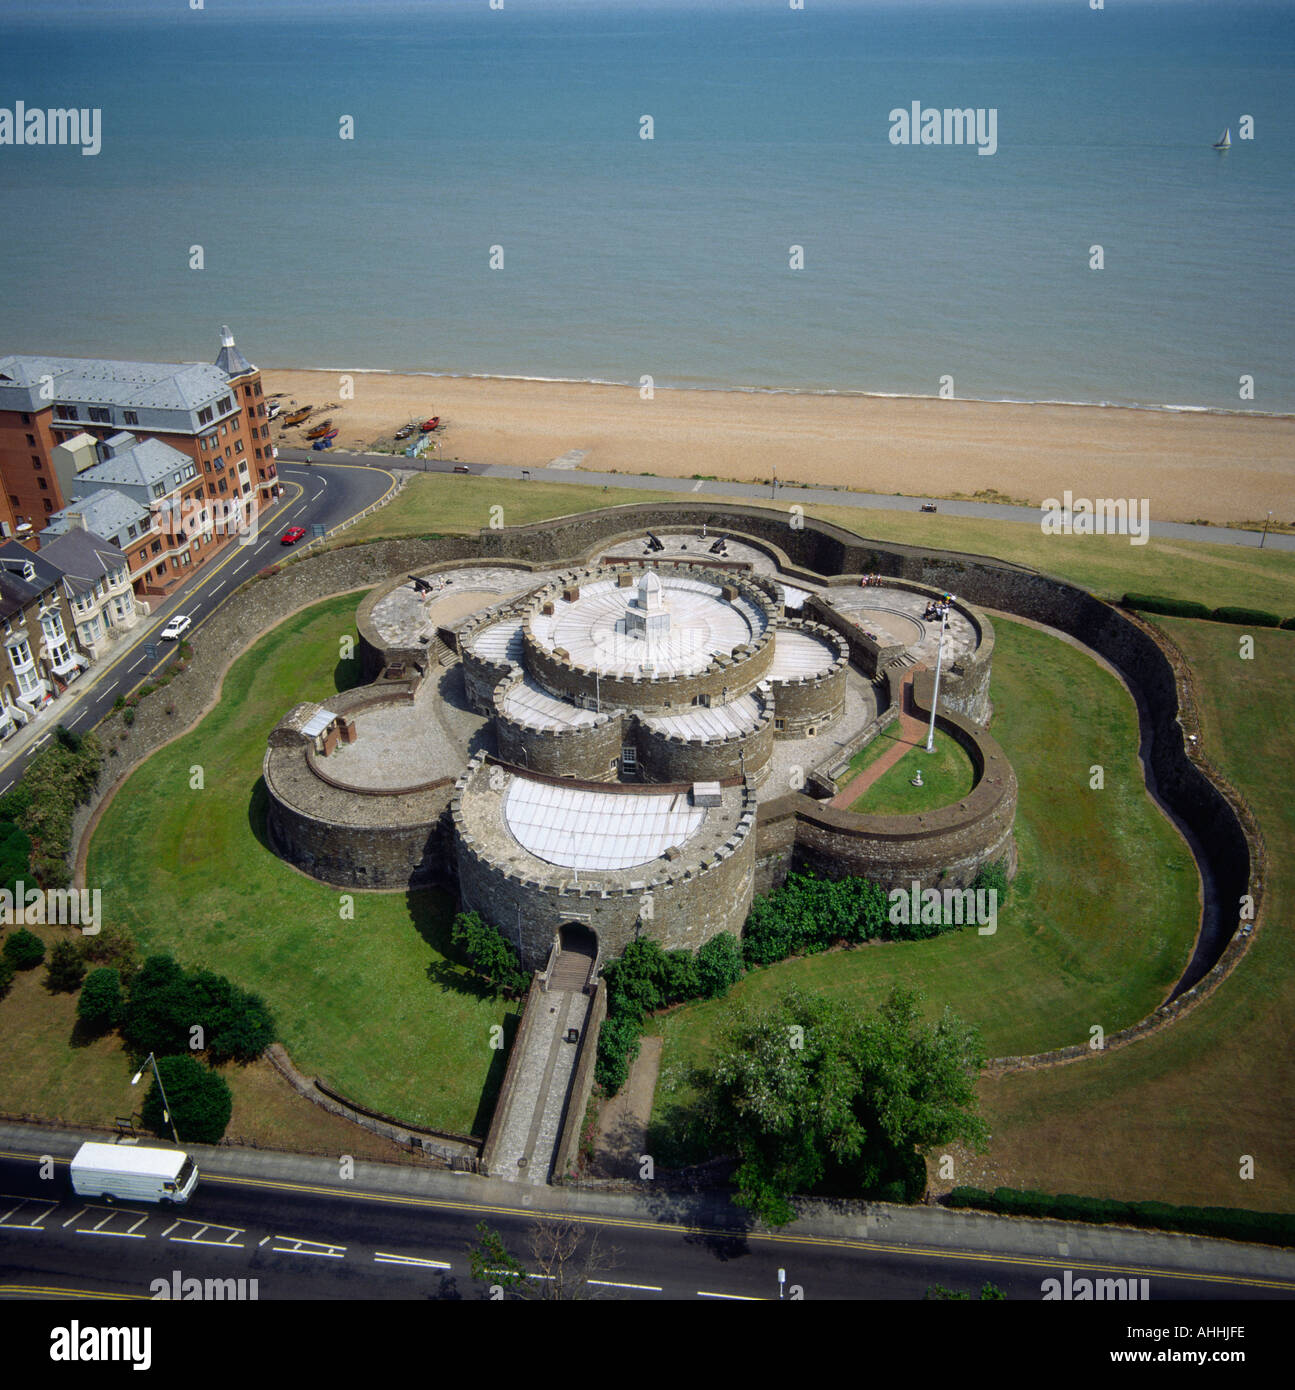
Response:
[[0, 541, 85, 738], [35, 522, 138, 659]]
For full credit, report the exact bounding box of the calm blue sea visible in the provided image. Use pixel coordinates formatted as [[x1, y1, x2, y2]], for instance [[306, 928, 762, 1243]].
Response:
[[1, 0, 1293, 411]]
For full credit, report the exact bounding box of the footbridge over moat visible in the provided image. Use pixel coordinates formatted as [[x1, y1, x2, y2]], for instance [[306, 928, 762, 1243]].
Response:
[[483, 925, 601, 1184]]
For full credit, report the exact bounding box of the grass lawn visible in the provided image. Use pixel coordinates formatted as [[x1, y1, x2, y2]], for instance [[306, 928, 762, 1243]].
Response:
[[967, 619, 1295, 1210], [83, 592, 518, 1138], [343, 473, 1295, 615], [647, 615, 1200, 1167], [845, 726, 976, 814]]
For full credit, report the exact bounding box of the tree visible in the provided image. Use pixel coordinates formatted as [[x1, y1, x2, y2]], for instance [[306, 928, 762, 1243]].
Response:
[[186, 969, 276, 1064], [3, 928, 46, 971], [140, 1054, 232, 1145], [450, 911, 528, 996], [45, 939, 86, 992], [77, 968, 123, 1031], [594, 1012, 642, 1094], [702, 986, 988, 1227], [696, 932, 745, 998], [0, 820, 31, 894], [120, 954, 193, 1057], [467, 1219, 621, 1300]]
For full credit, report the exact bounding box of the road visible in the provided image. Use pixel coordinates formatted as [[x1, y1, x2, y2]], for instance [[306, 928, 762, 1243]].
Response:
[[278, 445, 1295, 552], [0, 1138, 1291, 1303], [0, 460, 395, 797]]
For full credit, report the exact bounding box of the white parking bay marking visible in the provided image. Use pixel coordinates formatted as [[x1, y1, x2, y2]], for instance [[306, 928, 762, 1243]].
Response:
[[0, 1196, 58, 1229], [163, 1218, 245, 1248]]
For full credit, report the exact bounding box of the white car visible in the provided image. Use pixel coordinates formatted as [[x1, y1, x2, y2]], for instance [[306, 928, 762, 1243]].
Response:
[[160, 614, 191, 641]]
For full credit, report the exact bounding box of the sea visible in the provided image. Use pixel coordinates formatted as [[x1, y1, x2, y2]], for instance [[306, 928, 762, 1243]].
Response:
[[1, 0, 1293, 414]]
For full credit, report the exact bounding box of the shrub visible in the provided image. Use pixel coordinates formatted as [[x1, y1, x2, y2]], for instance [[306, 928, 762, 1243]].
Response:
[[1210, 606, 1281, 628], [1121, 593, 1211, 620], [972, 859, 1009, 906], [77, 967, 123, 1031], [0, 956, 14, 999], [140, 1054, 232, 1145], [1282, 617, 1295, 631], [696, 933, 745, 998], [186, 969, 276, 1064], [743, 871, 890, 965], [123, 708, 136, 727], [0, 820, 31, 893], [3, 928, 46, 971], [594, 1012, 642, 1095], [80, 924, 140, 982], [449, 911, 528, 996], [45, 939, 86, 992]]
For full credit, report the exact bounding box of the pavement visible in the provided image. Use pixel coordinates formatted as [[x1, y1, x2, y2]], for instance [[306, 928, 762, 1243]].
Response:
[[276, 446, 1295, 552], [1, 1122, 1292, 1299]]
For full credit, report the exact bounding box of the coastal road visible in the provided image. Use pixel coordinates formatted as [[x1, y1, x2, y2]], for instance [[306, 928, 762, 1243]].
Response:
[[0, 459, 395, 796], [0, 1138, 1291, 1303], [277, 446, 1295, 553]]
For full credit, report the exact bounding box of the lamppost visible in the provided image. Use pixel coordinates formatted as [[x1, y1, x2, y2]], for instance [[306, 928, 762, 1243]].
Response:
[[925, 597, 953, 754], [1259, 511, 1273, 548], [131, 1052, 180, 1145]]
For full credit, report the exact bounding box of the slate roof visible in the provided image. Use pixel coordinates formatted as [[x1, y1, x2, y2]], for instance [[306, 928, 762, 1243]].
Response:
[[34, 528, 128, 597]]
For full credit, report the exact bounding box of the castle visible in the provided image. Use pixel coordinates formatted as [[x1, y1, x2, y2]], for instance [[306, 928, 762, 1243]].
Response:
[[264, 524, 1016, 970]]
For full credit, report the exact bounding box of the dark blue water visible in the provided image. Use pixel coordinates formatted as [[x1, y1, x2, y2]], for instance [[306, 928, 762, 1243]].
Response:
[[1, 0, 1292, 411]]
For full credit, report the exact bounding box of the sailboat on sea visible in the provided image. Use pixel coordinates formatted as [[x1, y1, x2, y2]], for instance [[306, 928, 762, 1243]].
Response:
[[1213, 128, 1231, 150]]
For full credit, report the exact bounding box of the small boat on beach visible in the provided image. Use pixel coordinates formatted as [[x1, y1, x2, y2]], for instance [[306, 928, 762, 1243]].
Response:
[[394, 422, 417, 440], [282, 406, 312, 427], [420, 416, 441, 433], [305, 419, 334, 439], [1213, 128, 1231, 150]]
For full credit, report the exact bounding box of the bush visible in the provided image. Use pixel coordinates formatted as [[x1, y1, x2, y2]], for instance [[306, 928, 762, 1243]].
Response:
[[45, 939, 86, 992], [77, 967, 123, 1031], [140, 1054, 232, 1145], [122, 708, 136, 727], [1281, 617, 1295, 631], [594, 1012, 642, 1095], [449, 911, 528, 996], [696, 933, 746, 998], [186, 969, 276, 1064], [972, 859, 1009, 906], [121, 953, 277, 1061], [3, 928, 46, 971], [80, 924, 140, 982], [1210, 606, 1281, 628], [1121, 593, 1211, 620], [0, 820, 32, 892], [945, 1186, 1295, 1248], [742, 872, 891, 965], [0, 956, 14, 999]]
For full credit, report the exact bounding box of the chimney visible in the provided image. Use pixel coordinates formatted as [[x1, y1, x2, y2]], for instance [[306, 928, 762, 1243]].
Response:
[[67, 512, 87, 532]]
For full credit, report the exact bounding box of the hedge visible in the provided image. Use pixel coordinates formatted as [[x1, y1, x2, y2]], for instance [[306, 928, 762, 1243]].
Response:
[[946, 1186, 1295, 1248], [1122, 594, 1211, 620], [1210, 606, 1281, 628]]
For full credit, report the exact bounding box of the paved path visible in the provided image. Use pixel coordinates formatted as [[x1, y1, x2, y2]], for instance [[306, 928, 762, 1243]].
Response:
[[591, 1035, 662, 1180], [278, 446, 1295, 552], [830, 671, 926, 809], [489, 986, 590, 1185]]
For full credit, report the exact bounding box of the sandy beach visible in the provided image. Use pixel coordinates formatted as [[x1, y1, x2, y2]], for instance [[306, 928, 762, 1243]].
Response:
[[262, 369, 1294, 527]]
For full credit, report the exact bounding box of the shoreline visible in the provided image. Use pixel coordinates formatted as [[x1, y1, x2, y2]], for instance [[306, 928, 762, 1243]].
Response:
[[274, 364, 1295, 422], [261, 367, 1295, 528]]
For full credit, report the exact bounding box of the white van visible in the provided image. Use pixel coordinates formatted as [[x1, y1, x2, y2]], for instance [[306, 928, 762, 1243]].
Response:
[[69, 1142, 199, 1205]]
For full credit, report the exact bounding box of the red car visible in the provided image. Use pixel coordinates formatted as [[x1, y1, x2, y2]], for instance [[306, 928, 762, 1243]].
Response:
[[420, 416, 440, 433], [280, 526, 307, 545]]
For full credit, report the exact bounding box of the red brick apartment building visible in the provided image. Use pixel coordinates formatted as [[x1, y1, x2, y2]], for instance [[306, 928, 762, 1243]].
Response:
[[0, 328, 279, 599]]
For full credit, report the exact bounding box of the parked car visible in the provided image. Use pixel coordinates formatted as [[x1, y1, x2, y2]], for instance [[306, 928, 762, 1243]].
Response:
[[280, 526, 307, 545], [160, 614, 191, 640]]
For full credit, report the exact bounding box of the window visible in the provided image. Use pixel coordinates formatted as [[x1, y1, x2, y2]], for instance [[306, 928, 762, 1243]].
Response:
[[89, 406, 111, 423], [127, 524, 137, 540], [151, 540, 162, 555], [8, 639, 33, 668], [774, 718, 786, 731], [197, 406, 214, 426], [41, 500, 51, 512], [124, 410, 139, 426], [25, 434, 34, 447], [219, 422, 227, 437], [20, 412, 29, 424], [55, 405, 79, 421], [621, 745, 637, 769], [217, 396, 232, 413], [16, 667, 40, 698], [31, 456, 41, 468], [151, 483, 165, 500], [37, 478, 47, 490]]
